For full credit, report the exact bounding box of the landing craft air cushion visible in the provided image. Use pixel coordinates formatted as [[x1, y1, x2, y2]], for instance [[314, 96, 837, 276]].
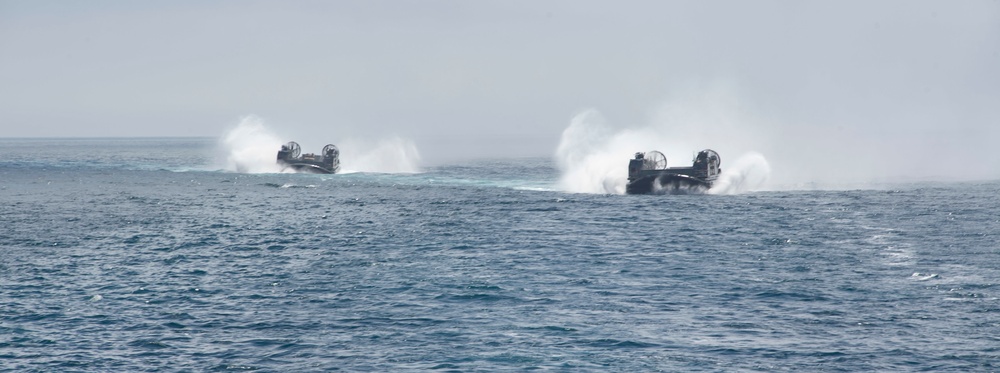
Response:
[[625, 149, 721, 194], [276, 141, 341, 174]]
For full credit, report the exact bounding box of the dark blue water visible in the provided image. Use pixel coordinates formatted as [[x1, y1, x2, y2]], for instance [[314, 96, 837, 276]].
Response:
[[2, 138, 999, 372]]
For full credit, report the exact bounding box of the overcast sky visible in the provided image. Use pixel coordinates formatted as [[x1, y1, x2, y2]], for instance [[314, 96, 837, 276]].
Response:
[[1, 1, 998, 182]]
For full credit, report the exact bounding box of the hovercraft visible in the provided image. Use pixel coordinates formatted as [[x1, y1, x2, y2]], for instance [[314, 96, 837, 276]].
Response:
[[276, 141, 340, 174], [625, 149, 721, 194]]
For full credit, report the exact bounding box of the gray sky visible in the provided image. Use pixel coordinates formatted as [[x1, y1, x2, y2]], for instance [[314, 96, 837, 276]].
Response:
[[2, 1, 998, 183]]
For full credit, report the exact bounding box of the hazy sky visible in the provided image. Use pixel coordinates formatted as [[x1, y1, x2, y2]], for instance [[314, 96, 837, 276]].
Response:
[[1, 1, 998, 182]]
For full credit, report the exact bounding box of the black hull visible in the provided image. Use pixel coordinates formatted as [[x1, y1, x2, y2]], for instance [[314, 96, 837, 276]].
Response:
[[626, 173, 713, 195], [282, 162, 338, 174]]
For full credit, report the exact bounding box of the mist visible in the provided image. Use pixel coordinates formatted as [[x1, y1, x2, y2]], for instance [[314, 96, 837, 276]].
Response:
[[218, 116, 421, 174], [554, 82, 772, 194], [1, 1, 997, 186]]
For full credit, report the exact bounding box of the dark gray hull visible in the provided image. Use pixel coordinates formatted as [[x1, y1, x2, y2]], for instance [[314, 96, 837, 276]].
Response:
[[625, 173, 713, 195], [282, 162, 338, 174]]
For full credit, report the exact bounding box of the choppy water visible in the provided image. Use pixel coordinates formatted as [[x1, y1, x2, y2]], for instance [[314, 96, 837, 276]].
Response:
[[2, 138, 998, 372]]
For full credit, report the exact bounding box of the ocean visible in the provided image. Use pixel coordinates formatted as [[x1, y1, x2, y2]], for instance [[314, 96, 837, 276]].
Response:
[[1, 137, 998, 372]]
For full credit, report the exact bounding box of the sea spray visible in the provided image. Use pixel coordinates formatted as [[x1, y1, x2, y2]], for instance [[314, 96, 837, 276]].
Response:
[[555, 104, 772, 195], [555, 109, 712, 194], [218, 115, 422, 174], [338, 137, 422, 174], [219, 115, 285, 173], [707, 152, 771, 195], [555, 110, 625, 194]]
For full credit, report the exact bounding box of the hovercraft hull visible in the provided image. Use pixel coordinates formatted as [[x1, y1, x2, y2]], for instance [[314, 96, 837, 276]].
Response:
[[284, 163, 338, 174], [626, 173, 712, 195]]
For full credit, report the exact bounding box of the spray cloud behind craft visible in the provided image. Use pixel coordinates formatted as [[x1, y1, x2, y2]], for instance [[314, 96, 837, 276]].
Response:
[[218, 116, 421, 174], [555, 83, 771, 195]]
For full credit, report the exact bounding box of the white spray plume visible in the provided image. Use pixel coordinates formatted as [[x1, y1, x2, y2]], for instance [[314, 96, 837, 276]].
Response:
[[555, 110, 630, 194], [338, 136, 422, 174], [217, 115, 422, 174], [707, 152, 771, 194], [219, 115, 285, 173], [555, 85, 772, 195]]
